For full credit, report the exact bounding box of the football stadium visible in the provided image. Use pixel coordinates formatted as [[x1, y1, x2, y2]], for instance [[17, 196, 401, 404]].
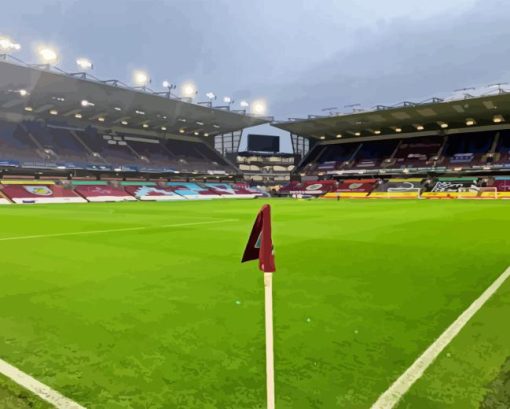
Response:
[[1, 2, 510, 408]]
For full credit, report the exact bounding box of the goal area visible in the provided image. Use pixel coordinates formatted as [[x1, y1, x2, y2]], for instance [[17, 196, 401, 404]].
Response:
[[385, 187, 422, 198]]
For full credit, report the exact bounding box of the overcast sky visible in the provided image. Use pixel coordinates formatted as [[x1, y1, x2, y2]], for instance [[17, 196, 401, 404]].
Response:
[[2, 0, 509, 151]]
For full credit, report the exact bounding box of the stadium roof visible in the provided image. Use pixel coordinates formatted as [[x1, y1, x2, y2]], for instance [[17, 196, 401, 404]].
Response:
[[0, 59, 268, 137], [273, 93, 510, 140]]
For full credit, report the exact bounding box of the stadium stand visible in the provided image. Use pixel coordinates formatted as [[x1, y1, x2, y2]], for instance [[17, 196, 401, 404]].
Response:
[[443, 132, 494, 166], [124, 183, 185, 201], [167, 182, 223, 199], [393, 136, 443, 168], [205, 182, 264, 198], [353, 139, 399, 169], [73, 181, 136, 202], [0, 119, 237, 174], [1, 181, 87, 204]]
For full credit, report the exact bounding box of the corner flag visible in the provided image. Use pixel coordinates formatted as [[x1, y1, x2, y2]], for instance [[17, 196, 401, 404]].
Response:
[[241, 204, 276, 409], [241, 204, 275, 273]]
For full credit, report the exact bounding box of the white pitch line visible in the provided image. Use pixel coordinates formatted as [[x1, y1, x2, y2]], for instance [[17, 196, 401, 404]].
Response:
[[0, 358, 86, 409], [0, 219, 237, 242], [371, 266, 510, 409], [0, 217, 237, 407]]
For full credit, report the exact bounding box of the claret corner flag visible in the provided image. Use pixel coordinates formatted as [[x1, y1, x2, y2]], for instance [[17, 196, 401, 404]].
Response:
[[241, 204, 276, 409], [241, 204, 275, 273]]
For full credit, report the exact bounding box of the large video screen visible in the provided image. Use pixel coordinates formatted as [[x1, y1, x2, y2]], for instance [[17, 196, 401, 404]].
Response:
[[247, 134, 280, 152]]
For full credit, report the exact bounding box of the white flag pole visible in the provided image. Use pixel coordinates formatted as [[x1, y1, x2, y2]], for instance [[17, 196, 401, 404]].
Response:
[[264, 272, 275, 409]]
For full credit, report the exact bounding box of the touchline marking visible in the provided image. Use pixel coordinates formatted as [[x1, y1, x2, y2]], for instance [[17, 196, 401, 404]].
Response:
[[0, 358, 86, 409], [0, 219, 238, 242], [371, 266, 510, 409]]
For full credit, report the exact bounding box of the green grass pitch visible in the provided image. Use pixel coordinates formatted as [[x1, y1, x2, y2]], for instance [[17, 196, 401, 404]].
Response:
[[0, 199, 510, 408]]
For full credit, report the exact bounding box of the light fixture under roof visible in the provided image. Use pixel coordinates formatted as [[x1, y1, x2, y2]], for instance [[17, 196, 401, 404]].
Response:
[[135, 110, 145, 115], [493, 115, 504, 123], [121, 120, 128, 125], [179, 129, 185, 134], [213, 124, 220, 129], [374, 130, 381, 135], [439, 122, 448, 129], [194, 131, 199, 136], [395, 127, 402, 133], [24, 106, 33, 112], [319, 136, 325, 140], [75, 113, 82, 119], [81, 100, 94, 107], [204, 133, 209, 137], [466, 118, 476, 126], [142, 123, 149, 128], [49, 109, 58, 115], [415, 124, 424, 131], [336, 134, 342, 138], [196, 121, 204, 126], [354, 131, 361, 136], [161, 126, 167, 131], [98, 117, 105, 122], [114, 107, 122, 111], [18, 89, 28, 97]]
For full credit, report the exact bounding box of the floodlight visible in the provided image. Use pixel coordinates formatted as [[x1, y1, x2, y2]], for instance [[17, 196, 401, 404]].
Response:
[[76, 58, 93, 70], [142, 123, 149, 128], [251, 99, 267, 115], [121, 120, 128, 125], [493, 115, 504, 123], [162, 80, 171, 88], [206, 92, 216, 100], [466, 119, 476, 126], [75, 113, 82, 119], [38, 47, 58, 63], [374, 130, 381, 135], [240, 100, 249, 108], [24, 106, 33, 112], [18, 89, 28, 97], [415, 124, 424, 131], [223, 96, 232, 104], [98, 117, 105, 122], [133, 70, 150, 86], [355, 131, 361, 136], [0, 37, 21, 52], [395, 127, 402, 133], [181, 82, 197, 97], [81, 100, 94, 107], [179, 129, 185, 134], [336, 134, 342, 138], [439, 122, 448, 129], [49, 109, 58, 115], [161, 126, 167, 131]]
